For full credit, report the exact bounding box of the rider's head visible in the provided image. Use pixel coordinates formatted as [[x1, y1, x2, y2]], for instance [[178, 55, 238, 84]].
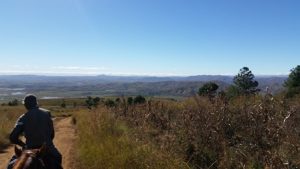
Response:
[[23, 94, 38, 110]]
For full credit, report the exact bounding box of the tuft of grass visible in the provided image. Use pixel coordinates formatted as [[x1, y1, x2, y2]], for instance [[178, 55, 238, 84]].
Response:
[[0, 106, 24, 149], [74, 108, 189, 169]]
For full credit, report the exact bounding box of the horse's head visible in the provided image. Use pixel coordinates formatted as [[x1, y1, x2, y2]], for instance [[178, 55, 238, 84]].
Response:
[[13, 144, 47, 169]]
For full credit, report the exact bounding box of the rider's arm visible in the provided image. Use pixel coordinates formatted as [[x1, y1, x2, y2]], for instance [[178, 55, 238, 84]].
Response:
[[9, 115, 26, 147], [48, 112, 55, 140]]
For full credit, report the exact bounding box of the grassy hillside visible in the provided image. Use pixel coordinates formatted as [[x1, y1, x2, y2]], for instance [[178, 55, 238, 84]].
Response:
[[1, 95, 299, 168]]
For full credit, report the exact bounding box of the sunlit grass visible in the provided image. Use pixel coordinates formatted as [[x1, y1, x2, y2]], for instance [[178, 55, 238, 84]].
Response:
[[0, 106, 24, 148], [74, 108, 189, 169]]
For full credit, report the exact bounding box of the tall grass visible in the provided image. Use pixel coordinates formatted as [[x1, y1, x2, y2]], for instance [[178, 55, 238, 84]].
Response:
[[74, 108, 189, 169], [0, 106, 24, 149], [102, 95, 300, 169]]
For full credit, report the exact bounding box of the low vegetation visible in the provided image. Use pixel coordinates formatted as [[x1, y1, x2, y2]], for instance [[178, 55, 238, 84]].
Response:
[[0, 106, 24, 148], [88, 94, 299, 169], [72, 66, 300, 168], [73, 108, 188, 169]]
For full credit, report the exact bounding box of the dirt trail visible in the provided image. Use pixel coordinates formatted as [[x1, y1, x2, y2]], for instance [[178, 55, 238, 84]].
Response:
[[0, 117, 76, 169]]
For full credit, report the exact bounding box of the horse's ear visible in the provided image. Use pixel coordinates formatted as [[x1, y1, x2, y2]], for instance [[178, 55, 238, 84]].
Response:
[[38, 143, 47, 156], [15, 146, 22, 157]]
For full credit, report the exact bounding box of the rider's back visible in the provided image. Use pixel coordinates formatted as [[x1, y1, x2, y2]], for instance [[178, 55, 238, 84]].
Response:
[[10, 107, 54, 149], [23, 108, 54, 148]]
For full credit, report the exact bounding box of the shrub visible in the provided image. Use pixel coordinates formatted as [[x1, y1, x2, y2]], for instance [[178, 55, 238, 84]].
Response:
[[127, 97, 133, 105], [85, 96, 102, 109], [104, 99, 116, 107], [133, 95, 146, 104], [284, 65, 300, 97], [61, 100, 66, 108], [198, 82, 219, 99], [8, 99, 18, 106]]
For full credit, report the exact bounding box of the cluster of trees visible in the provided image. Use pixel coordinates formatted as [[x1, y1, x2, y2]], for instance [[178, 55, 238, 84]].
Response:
[[85, 96, 102, 109], [8, 99, 19, 106], [128, 95, 146, 105], [198, 65, 300, 99], [85, 95, 147, 109], [1, 99, 19, 106]]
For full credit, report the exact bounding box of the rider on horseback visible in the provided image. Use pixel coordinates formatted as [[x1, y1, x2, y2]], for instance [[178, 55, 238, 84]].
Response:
[[7, 94, 63, 169]]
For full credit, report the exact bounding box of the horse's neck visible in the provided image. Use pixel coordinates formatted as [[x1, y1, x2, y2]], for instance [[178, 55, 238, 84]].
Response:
[[13, 153, 31, 169]]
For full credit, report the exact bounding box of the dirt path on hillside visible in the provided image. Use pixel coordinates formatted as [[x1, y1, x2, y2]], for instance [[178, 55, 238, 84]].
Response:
[[0, 117, 76, 169]]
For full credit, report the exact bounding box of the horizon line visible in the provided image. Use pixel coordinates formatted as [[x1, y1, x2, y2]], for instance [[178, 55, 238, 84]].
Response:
[[0, 73, 289, 77]]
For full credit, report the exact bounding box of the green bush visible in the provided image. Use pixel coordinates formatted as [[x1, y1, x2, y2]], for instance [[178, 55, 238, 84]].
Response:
[[8, 99, 19, 106], [133, 95, 146, 104], [285, 65, 300, 98], [198, 82, 219, 97], [104, 99, 116, 107], [127, 97, 133, 105]]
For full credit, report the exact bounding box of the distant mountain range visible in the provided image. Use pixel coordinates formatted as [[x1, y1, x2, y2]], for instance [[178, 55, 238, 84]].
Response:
[[0, 75, 287, 101]]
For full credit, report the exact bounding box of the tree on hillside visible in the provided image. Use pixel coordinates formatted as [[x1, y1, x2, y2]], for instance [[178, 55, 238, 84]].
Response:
[[85, 96, 94, 109], [93, 97, 101, 107], [198, 82, 219, 97], [85, 96, 102, 109], [8, 99, 18, 106], [127, 97, 133, 105], [284, 65, 300, 97], [105, 99, 116, 107], [227, 67, 259, 98], [134, 95, 146, 104], [233, 67, 260, 95], [61, 99, 66, 108]]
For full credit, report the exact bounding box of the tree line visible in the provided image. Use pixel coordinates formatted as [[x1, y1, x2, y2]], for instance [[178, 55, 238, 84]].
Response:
[[198, 65, 300, 98]]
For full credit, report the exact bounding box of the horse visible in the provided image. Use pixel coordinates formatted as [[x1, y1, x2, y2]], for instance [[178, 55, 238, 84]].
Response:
[[12, 144, 48, 169]]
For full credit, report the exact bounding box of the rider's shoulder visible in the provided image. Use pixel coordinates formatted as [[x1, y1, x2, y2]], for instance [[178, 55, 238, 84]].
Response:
[[38, 108, 52, 116], [18, 113, 26, 119], [38, 107, 50, 113]]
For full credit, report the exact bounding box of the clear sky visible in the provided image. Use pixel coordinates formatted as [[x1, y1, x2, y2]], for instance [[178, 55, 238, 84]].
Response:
[[0, 0, 299, 76]]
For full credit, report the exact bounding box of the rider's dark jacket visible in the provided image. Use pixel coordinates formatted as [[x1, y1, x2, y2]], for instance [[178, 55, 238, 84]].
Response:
[[10, 107, 55, 149]]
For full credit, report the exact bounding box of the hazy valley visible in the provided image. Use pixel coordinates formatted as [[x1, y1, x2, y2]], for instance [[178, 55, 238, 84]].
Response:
[[0, 75, 287, 101]]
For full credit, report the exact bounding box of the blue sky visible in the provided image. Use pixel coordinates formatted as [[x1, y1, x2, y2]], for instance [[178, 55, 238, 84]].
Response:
[[0, 0, 299, 76]]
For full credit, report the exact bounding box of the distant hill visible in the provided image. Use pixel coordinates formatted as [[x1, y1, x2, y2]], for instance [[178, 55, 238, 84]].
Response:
[[0, 75, 287, 101]]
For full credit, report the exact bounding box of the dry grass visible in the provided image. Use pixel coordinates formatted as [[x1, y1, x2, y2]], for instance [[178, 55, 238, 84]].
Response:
[[102, 95, 300, 169], [0, 106, 24, 148], [73, 108, 189, 169]]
